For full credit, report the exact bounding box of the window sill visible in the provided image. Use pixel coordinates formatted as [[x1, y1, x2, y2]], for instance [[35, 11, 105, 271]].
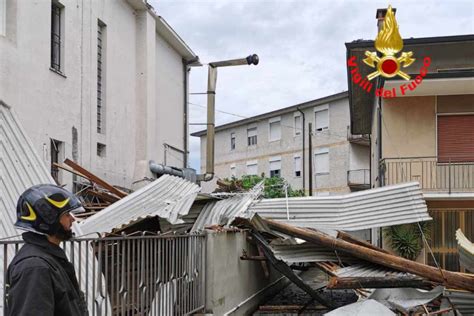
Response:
[[269, 139, 281, 143], [315, 172, 330, 176], [50, 67, 67, 78]]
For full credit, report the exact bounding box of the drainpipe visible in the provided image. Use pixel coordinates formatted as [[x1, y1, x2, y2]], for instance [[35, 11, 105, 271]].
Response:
[[308, 122, 313, 196], [183, 57, 200, 168], [297, 107, 306, 194]]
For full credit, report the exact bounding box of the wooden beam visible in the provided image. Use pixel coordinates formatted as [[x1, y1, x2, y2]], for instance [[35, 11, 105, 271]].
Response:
[[263, 218, 474, 292], [64, 159, 128, 198], [327, 276, 433, 289], [337, 230, 390, 254]]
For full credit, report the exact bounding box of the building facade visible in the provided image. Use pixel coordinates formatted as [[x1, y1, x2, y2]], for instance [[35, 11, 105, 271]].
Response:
[[193, 92, 370, 195], [0, 0, 199, 190], [346, 31, 474, 271]]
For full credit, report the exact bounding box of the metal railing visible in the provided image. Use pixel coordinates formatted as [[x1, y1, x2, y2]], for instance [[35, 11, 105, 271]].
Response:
[[347, 169, 370, 188], [381, 157, 474, 193], [0, 234, 206, 316]]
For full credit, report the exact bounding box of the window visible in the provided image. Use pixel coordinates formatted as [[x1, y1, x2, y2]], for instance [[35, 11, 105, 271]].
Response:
[[246, 161, 258, 175], [294, 155, 301, 177], [230, 132, 236, 150], [0, 0, 6, 36], [269, 117, 281, 141], [247, 127, 257, 146], [97, 20, 106, 134], [294, 114, 302, 136], [97, 143, 106, 157], [230, 164, 236, 177], [314, 105, 329, 131], [50, 139, 63, 184], [314, 148, 329, 174], [50, 2, 63, 72], [269, 157, 281, 178], [437, 114, 474, 163]]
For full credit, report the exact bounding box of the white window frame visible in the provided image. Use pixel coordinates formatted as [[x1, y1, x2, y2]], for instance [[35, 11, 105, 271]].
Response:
[[247, 126, 257, 147], [314, 104, 329, 132], [269, 156, 281, 178], [246, 160, 258, 175], [314, 147, 329, 175], [294, 154, 302, 177], [268, 116, 281, 142], [294, 112, 302, 136]]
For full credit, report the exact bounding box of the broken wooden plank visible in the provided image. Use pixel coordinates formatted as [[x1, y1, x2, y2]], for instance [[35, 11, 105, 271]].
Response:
[[327, 276, 433, 289], [64, 158, 128, 198], [263, 218, 474, 292], [53, 162, 90, 180], [337, 230, 390, 254]]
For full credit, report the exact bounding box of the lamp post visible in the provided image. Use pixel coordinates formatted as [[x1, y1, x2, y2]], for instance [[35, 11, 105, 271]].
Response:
[[199, 54, 259, 182]]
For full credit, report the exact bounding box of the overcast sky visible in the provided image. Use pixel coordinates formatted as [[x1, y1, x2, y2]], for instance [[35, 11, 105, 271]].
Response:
[[149, 0, 474, 170]]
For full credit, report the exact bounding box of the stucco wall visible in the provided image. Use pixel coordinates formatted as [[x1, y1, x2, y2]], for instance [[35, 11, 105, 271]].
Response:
[[382, 96, 436, 158], [0, 0, 188, 190], [199, 97, 367, 194], [205, 230, 283, 315]]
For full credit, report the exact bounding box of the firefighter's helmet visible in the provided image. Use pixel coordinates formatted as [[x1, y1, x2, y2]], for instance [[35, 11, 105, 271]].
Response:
[[15, 184, 84, 235]]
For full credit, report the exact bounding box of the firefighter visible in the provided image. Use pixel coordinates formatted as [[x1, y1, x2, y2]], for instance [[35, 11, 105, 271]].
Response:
[[6, 184, 88, 316]]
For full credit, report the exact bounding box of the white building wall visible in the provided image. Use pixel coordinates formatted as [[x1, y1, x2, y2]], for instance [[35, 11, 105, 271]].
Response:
[[0, 0, 194, 190], [199, 95, 369, 194]]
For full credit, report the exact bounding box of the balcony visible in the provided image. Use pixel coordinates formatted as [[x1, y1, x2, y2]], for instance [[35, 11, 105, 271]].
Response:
[[347, 169, 370, 191], [347, 125, 370, 146], [381, 157, 474, 193]]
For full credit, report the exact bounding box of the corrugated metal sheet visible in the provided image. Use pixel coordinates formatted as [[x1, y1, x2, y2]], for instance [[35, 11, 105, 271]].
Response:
[[78, 175, 200, 236], [325, 299, 396, 316], [369, 286, 444, 313], [0, 101, 110, 315], [191, 181, 264, 232], [269, 242, 353, 264], [445, 289, 474, 315], [0, 101, 55, 239], [334, 263, 418, 279], [249, 182, 431, 230], [456, 228, 474, 272]]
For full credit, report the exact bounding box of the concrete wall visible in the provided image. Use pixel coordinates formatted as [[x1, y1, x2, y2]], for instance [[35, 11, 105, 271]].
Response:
[[205, 230, 283, 315], [199, 96, 369, 195], [0, 0, 190, 190]]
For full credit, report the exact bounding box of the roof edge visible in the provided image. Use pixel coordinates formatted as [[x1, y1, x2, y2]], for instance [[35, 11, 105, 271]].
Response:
[[191, 91, 348, 137], [345, 34, 474, 49]]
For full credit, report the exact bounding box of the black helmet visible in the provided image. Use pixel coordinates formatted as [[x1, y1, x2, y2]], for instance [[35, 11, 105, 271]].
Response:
[[15, 184, 84, 235]]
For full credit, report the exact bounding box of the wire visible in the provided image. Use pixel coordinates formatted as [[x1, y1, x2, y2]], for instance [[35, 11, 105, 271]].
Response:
[[188, 101, 351, 140]]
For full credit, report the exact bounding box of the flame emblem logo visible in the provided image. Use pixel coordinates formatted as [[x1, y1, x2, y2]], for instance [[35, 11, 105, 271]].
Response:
[[363, 5, 415, 80]]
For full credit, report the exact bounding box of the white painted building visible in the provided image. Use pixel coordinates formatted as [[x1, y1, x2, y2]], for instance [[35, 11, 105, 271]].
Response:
[[0, 0, 199, 190], [193, 92, 370, 195]]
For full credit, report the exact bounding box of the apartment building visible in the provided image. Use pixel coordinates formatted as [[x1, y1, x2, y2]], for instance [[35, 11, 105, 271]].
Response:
[[0, 0, 199, 190], [192, 92, 370, 195], [346, 31, 474, 271]]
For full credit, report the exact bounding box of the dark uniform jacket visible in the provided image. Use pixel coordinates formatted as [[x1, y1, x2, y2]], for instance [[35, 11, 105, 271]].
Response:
[[6, 232, 88, 316]]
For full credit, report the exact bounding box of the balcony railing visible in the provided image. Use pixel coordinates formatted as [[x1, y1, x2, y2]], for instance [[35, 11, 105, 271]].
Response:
[[381, 157, 474, 193], [347, 169, 370, 190], [347, 125, 370, 146]]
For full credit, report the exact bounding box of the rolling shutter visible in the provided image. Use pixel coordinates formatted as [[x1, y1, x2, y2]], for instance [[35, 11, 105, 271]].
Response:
[[438, 115, 474, 163]]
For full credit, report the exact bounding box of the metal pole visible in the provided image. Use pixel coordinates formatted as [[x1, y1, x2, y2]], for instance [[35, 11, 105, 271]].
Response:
[[297, 108, 306, 194], [308, 122, 313, 196]]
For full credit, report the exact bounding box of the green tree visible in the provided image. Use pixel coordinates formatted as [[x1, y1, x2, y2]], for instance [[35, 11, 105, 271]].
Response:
[[219, 174, 305, 199]]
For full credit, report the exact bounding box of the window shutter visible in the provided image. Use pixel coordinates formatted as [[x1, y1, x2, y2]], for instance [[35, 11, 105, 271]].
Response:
[[269, 121, 281, 141], [269, 160, 281, 171], [315, 109, 329, 131], [438, 115, 474, 162], [247, 163, 258, 175]]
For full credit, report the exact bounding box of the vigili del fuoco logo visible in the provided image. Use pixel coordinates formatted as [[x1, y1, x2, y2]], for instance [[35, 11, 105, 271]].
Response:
[[348, 5, 431, 98]]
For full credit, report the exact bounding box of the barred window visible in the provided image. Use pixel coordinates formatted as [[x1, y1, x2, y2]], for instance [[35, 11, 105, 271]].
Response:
[[50, 2, 62, 71]]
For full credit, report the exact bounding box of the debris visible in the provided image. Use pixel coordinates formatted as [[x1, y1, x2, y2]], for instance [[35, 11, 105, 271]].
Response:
[[262, 218, 474, 291], [64, 158, 128, 198], [456, 228, 474, 272], [324, 299, 396, 316], [368, 286, 445, 313]]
